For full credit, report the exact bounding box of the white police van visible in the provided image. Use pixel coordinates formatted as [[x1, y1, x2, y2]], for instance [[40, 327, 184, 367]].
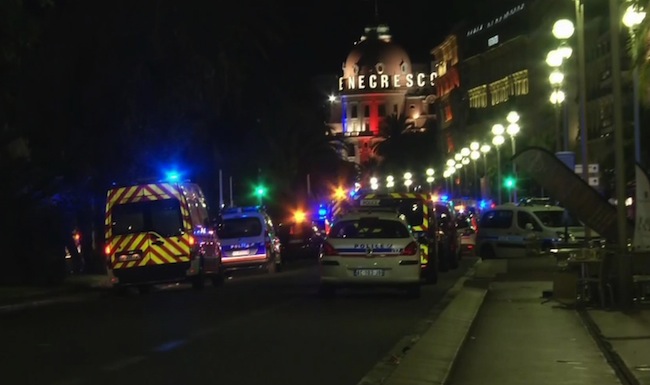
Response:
[[217, 206, 282, 273]]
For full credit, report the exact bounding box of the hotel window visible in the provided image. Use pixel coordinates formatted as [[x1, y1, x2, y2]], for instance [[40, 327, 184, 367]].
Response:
[[511, 70, 529, 96], [364, 105, 370, 118], [351, 105, 358, 118], [379, 104, 386, 116], [489, 77, 510, 106], [364, 121, 370, 131], [468, 85, 488, 108]]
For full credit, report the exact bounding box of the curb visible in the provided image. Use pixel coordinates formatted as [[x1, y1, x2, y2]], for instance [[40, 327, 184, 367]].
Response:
[[357, 259, 491, 385], [382, 279, 488, 385]]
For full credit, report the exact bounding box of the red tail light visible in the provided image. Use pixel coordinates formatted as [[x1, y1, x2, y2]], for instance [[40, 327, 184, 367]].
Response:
[[322, 241, 338, 256], [104, 245, 111, 256], [403, 241, 419, 256]]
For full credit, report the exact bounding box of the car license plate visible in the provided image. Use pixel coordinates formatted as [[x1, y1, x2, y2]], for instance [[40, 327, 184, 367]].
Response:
[[354, 269, 384, 277], [232, 249, 250, 256]]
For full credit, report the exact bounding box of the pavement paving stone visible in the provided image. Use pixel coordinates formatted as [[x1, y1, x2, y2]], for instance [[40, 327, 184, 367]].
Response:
[[447, 281, 624, 385]]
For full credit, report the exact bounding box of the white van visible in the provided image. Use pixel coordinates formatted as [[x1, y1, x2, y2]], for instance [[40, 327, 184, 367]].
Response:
[[475, 203, 594, 259]]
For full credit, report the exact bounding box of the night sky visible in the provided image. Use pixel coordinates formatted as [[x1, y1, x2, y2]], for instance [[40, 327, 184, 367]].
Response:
[[275, 1, 472, 77]]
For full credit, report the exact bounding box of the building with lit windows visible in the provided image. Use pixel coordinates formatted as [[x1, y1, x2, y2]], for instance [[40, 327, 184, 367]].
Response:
[[431, 0, 635, 196], [326, 24, 438, 168]]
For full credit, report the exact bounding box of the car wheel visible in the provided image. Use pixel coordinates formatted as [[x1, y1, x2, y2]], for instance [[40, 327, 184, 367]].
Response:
[[481, 245, 496, 260], [266, 252, 276, 274], [318, 284, 336, 298], [405, 284, 421, 299], [211, 271, 225, 287]]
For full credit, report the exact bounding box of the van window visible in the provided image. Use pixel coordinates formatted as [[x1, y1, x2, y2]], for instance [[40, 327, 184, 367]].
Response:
[[111, 199, 184, 237], [533, 210, 581, 227], [479, 210, 513, 229], [218, 217, 263, 238], [517, 212, 542, 231]]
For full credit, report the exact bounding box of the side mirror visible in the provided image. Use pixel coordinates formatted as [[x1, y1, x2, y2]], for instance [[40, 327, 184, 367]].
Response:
[[525, 223, 534, 231]]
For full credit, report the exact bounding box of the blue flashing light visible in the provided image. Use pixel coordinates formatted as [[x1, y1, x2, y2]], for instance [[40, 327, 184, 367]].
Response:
[[318, 207, 327, 217], [479, 200, 488, 209], [440, 194, 449, 202], [165, 171, 180, 182]]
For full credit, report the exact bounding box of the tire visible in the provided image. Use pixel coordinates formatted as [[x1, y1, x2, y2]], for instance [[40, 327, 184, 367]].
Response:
[[405, 284, 421, 298], [424, 266, 438, 284], [318, 284, 336, 298], [211, 271, 225, 287], [137, 285, 151, 294], [266, 251, 277, 274], [481, 245, 496, 260]]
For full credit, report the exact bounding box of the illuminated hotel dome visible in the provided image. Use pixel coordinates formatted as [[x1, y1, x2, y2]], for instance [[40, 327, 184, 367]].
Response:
[[342, 24, 412, 88]]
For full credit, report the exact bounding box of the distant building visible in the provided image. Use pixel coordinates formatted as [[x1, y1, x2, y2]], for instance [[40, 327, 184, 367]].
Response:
[[323, 24, 437, 171], [430, 0, 635, 195]]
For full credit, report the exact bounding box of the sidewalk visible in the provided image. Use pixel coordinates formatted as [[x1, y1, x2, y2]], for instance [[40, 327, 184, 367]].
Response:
[[0, 273, 111, 312], [380, 257, 650, 385]]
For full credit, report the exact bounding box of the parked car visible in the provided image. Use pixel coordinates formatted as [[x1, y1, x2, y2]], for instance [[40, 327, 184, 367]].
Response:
[[455, 214, 477, 257], [277, 220, 323, 260], [475, 203, 596, 259]]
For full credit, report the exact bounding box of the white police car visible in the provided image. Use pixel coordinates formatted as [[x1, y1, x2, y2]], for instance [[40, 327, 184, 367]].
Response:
[[217, 206, 282, 274], [319, 210, 421, 298]]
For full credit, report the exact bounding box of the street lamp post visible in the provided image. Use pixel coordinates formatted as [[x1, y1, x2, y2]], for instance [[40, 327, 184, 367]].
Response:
[[386, 175, 395, 192], [506, 112, 520, 202], [480, 144, 491, 200], [549, 69, 566, 152], [470, 150, 481, 199], [403, 172, 412, 192], [492, 124, 505, 204], [426, 168, 435, 194], [610, 0, 633, 309], [623, 3, 646, 166]]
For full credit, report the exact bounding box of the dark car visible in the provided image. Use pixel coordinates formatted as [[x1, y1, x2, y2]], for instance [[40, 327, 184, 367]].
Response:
[[277, 221, 324, 260]]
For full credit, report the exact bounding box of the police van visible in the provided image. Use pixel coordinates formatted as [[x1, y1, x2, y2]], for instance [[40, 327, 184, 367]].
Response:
[[217, 206, 282, 273], [104, 180, 224, 291]]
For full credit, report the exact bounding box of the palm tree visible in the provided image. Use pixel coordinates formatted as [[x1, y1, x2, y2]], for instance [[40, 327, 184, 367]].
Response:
[[372, 113, 414, 163]]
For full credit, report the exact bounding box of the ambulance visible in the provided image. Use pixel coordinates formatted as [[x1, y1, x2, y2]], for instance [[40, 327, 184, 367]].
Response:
[[104, 180, 224, 291]]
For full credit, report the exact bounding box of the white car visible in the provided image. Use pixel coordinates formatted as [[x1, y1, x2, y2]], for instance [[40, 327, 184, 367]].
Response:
[[319, 210, 421, 298]]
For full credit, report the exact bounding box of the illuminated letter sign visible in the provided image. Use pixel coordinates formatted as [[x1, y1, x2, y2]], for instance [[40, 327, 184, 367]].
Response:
[[338, 72, 438, 91]]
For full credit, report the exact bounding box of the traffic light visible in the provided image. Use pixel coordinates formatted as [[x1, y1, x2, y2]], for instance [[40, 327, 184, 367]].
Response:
[[504, 176, 516, 189], [255, 185, 267, 197], [254, 184, 267, 205]]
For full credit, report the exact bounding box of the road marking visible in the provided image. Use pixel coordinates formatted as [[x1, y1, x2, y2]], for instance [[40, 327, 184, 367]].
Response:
[[102, 355, 147, 371]]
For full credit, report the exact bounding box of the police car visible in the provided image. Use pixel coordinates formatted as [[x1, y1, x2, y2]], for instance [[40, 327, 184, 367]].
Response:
[[319, 210, 421, 298], [217, 206, 282, 274]]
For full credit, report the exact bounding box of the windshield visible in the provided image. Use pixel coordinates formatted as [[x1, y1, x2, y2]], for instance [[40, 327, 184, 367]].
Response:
[[218, 217, 263, 238], [111, 199, 184, 237], [534, 210, 582, 227], [329, 218, 410, 239]]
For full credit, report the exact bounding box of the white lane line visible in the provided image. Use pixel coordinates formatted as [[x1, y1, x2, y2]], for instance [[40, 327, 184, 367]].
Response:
[[102, 355, 147, 371]]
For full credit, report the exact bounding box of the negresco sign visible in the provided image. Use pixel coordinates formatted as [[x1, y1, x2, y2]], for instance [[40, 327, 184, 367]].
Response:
[[338, 72, 437, 91]]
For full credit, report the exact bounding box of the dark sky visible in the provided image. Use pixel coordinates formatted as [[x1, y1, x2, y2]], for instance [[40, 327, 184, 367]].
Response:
[[276, 1, 471, 76]]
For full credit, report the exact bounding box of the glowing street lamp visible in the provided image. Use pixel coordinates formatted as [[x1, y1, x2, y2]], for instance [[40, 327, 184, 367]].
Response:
[[426, 168, 435, 193], [403, 172, 413, 192], [386, 175, 395, 190]]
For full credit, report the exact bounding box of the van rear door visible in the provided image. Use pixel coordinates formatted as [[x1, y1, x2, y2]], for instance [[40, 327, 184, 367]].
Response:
[[105, 184, 193, 271]]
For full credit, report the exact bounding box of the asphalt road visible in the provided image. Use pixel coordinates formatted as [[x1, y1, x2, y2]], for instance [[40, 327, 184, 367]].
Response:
[[1, 257, 477, 385]]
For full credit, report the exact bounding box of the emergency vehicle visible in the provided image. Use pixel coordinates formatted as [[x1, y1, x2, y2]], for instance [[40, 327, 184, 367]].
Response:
[[346, 192, 449, 284], [104, 180, 224, 291]]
